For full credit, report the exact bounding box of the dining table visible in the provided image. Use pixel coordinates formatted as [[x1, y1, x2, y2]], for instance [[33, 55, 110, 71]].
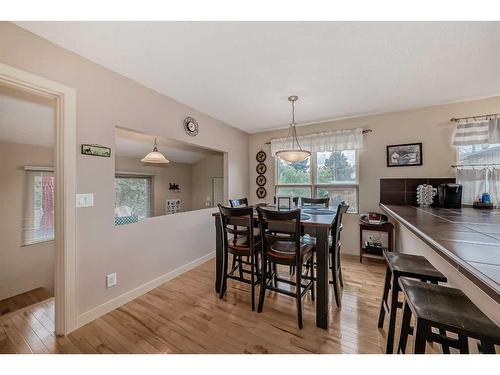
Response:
[[213, 204, 338, 329]]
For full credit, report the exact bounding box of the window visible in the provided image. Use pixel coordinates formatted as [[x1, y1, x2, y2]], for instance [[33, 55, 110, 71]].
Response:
[[23, 170, 55, 245], [115, 175, 153, 221], [456, 143, 500, 206], [275, 151, 358, 212]]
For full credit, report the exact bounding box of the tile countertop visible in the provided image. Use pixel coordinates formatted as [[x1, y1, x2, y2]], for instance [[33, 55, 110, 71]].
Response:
[[380, 204, 500, 304]]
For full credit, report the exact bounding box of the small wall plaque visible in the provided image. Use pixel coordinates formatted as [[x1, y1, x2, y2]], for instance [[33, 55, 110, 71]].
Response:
[[81, 144, 111, 158]]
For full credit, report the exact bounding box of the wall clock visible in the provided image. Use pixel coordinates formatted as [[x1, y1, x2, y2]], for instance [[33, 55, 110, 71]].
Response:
[[256, 187, 267, 199], [256, 150, 267, 163], [256, 175, 266, 186], [256, 163, 267, 174], [183, 117, 199, 137]]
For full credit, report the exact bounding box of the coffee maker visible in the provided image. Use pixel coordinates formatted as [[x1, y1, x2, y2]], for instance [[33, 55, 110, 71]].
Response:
[[436, 183, 463, 208]]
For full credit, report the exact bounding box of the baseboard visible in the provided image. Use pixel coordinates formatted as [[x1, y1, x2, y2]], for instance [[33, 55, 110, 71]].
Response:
[[76, 251, 215, 328]]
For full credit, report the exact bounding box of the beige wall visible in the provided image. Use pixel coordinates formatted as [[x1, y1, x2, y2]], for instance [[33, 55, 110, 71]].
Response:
[[115, 156, 193, 215], [0, 22, 249, 317], [249, 96, 500, 254], [0, 141, 55, 300], [191, 154, 224, 210]]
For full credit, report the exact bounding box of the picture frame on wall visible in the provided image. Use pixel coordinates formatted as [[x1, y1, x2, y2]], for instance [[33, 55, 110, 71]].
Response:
[[386, 142, 423, 167]]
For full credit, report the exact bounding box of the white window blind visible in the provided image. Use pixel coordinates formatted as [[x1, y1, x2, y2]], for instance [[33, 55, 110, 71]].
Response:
[[22, 170, 55, 245]]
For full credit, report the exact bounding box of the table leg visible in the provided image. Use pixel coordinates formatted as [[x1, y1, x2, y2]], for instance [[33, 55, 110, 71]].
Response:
[[215, 216, 223, 293], [316, 226, 329, 329]]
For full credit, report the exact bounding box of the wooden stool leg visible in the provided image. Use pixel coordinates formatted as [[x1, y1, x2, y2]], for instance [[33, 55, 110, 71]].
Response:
[[250, 252, 255, 311], [428, 280, 450, 354], [479, 339, 496, 354], [397, 301, 412, 354], [413, 319, 429, 354], [458, 335, 469, 354], [310, 257, 315, 302], [296, 259, 303, 329], [238, 256, 244, 279], [386, 274, 400, 354], [331, 251, 341, 308], [219, 248, 228, 299], [378, 266, 391, 328], [257, 256, 267, 313]]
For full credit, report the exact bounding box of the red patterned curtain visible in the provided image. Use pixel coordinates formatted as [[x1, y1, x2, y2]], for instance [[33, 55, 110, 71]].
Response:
[[41, 176, 55, 229]]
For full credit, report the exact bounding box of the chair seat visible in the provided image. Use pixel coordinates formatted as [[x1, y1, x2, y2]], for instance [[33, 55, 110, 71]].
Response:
[[228, 234, 261, 255], [384, 251, 446, 282], [399, 277, 500, 343], [267, 240, 313, 263], [301, 235, 334, 250]]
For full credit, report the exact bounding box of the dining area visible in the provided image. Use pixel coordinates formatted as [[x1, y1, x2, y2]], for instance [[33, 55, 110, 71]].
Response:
[[213, 195, 500, 354]]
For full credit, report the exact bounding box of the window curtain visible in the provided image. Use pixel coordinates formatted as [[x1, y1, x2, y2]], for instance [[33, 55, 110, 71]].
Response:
[[453, 117, 500, 146], [270, 127, 364, 155], [488, 167, 500, 207], [22, 170, 55, 245], [456, 168, 487, 205]]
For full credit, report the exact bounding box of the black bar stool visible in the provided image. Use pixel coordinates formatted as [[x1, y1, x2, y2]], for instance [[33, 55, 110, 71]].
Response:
[[377, 251, 447, 354], [397, 277, 500, 354]]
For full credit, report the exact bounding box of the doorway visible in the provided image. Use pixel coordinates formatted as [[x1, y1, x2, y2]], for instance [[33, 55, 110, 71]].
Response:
[[0, 84, 56, 318], [0, 62, 77, 335]]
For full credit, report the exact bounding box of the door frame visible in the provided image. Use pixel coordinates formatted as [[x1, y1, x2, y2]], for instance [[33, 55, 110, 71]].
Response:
[[0, 62, 77, 335]]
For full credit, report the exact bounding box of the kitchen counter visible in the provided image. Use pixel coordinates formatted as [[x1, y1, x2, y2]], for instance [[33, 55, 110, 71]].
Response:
[[380, 204, 500, 305]]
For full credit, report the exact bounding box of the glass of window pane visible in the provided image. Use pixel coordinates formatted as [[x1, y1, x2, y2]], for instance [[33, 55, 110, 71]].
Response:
[[317, 150, 356, 184], [277, 157, 311, 184], [276, 187, 312, 199], [316, 187, 357, 213], [115, 177, 152, 221], [457, 143, 500, 163]]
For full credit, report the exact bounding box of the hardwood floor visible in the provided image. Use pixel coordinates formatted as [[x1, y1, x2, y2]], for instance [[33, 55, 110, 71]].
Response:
[[0, 256, 488, 354], [0, 287, 53, 318]]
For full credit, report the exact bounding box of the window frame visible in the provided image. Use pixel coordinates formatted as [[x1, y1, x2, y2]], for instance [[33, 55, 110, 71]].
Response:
[[275, 151, 359, 213], [115, 173, 154, 220]]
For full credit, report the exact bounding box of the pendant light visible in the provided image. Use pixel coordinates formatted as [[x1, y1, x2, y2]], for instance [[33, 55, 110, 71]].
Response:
[[275, 95, 311, 162], [141, 137, 170, 164]]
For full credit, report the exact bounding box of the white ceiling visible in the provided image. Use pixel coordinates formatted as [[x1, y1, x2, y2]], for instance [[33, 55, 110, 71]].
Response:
[[16, 21, 500, 133], [115, 127, 217, 164], [0, 84, 55, 147]]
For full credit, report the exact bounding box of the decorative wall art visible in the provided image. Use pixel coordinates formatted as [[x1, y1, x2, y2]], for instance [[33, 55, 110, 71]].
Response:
[[256, 175, 266, 186], [386, 142, 423, 167], [256, 163, 267, 174], [81, 144, 111, 157], [256, 187, 267, 199]]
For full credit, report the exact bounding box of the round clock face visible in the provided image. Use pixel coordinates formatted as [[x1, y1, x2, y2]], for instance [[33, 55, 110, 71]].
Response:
[[256, 187, 267, 199], [256, 163, 267, 174], [256, 174, 266, 186], [183, 117, 199, 136], [256, 150, 267, 163]]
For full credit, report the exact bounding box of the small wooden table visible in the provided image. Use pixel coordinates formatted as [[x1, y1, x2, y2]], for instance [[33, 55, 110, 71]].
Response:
[[359, 221, 394, 263], [213, 205, 337, 329]]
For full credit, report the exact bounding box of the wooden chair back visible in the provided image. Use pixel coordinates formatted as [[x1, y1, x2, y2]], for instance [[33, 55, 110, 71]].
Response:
[[218, 204, 254, 247], [301, 197, 330, 208], [229, 197, 249, 207], [257, 207, 302, 259]]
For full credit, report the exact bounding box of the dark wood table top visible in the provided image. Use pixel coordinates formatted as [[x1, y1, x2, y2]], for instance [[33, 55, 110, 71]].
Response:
[[380, 204, 500, 303], [212, 205, 337, 228]]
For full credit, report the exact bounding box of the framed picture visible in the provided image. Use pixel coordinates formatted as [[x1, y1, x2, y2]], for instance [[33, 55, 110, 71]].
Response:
[[386, 142, 422, 167], [81, 144, 111, 157]]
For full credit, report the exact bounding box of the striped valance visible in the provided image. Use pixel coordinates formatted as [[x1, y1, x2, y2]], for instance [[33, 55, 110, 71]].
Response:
[[453, 117, 500, 146]]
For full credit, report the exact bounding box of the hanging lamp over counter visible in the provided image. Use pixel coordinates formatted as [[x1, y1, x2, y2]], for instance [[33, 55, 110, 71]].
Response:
[[141, 137, 170, 164], [275, 95, 311, 163]]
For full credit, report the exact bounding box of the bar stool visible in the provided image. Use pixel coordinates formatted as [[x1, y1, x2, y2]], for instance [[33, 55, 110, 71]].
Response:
[[397, 277, 500, 354], [378, 251, 447, 354]]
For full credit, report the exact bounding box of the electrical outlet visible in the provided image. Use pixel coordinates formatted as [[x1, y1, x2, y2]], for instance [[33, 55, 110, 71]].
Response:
[[106, 273, 117, 288], [76, 193, 94, 208]]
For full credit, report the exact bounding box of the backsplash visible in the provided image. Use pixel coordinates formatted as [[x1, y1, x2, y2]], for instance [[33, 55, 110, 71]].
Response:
[[380, 178, 456, 206]]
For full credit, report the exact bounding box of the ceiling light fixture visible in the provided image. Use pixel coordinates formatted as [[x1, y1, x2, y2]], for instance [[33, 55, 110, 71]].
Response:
[[141, 137, 170, 164], [275, 95, 311, 163]]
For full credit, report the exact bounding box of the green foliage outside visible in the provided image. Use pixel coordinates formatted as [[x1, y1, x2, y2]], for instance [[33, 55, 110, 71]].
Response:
[[115, 177, 151, 219], [317, 151, 355, 183]]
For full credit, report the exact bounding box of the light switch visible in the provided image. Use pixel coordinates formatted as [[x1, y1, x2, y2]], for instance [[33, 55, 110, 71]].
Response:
[[76, 193, 94, 208]]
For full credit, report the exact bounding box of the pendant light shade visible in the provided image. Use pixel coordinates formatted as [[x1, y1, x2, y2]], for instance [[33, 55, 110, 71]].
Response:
[[276, 96, 311, 163], [141, 137, 170, 164]]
